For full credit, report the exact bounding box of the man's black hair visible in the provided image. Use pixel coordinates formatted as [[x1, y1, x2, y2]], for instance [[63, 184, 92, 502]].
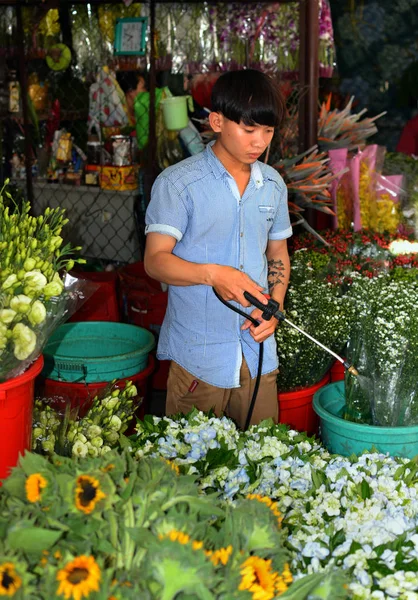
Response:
[[211, 69, 285, 128]]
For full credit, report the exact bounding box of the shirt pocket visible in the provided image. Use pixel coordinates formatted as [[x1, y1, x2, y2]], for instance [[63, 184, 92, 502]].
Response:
[[258, 205, 275, 231]]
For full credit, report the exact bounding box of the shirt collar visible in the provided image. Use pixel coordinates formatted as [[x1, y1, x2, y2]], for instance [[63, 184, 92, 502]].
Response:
[[205, 140, 264, 188]]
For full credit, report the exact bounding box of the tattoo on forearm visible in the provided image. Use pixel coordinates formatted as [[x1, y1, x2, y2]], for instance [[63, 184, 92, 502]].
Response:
[[267, 259, 285, 293]]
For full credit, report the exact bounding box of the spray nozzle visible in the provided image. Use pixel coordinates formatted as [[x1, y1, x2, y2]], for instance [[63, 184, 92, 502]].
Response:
[[343, 361, 359, 377]]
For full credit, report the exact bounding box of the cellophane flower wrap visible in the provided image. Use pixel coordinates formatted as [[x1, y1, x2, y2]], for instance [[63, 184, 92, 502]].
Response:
[[0, 182, 92, 381], [345, 271, 418, 426], [275, 248, 355, 392]]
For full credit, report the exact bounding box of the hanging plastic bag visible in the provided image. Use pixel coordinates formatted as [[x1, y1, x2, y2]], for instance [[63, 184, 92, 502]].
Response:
[[88, 66, 130, 135], [328, 148, 349, 229]]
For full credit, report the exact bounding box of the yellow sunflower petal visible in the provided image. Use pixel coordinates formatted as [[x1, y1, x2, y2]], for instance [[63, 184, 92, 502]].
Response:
[[25, 473, 47, 503]]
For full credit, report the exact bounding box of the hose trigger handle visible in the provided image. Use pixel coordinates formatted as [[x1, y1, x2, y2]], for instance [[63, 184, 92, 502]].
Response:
[[243, 291, 281, 321]]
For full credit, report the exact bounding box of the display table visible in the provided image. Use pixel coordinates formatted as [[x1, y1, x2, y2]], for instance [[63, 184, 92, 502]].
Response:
[[31, 181, 141, 264]]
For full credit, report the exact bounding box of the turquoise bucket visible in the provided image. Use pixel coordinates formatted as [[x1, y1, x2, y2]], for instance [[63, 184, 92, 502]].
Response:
[[313, 381, 418, 458], [42, 322, 155, 383]]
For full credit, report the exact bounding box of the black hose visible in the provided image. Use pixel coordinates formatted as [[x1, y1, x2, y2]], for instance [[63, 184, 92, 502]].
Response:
[[213, 288, 264, 430]]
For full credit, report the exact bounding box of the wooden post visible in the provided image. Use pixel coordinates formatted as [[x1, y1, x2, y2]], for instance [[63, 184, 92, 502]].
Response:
[[16, 3, 34, 208], [144, 0, 157, 206], [298, 0, 319, 227]]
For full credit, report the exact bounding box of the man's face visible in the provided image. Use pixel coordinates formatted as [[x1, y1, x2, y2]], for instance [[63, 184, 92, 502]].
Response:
[[212, 114, 275, 164]]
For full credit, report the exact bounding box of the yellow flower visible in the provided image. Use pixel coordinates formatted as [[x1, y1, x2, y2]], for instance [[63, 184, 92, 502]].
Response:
[[56, 555, 101, 600], [159, 529, 191, 545], [239, 556, 279, 600], [75, 476, 106, 515], [25, 473, 47, 503], [192, 540, 204, 551], [0, 562, 22, 597], [246, 494, 283, 528], [101, 464, 115, 473], [162, 458, 180, 475], [205, 545, 233, 566]]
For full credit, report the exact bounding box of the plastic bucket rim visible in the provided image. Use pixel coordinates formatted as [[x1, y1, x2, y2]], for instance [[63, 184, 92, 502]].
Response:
[[44, 322, 155, 364], [43, 354, 156, 389], [0, 355, 44, 389], [313, 381, 418, 434]]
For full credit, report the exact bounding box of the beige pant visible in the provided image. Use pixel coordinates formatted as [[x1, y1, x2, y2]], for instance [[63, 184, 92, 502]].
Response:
[[166, 359, 278, 430]]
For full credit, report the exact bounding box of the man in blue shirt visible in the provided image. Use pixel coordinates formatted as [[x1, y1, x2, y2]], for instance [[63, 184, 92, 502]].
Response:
[[144, 69, 292, 429]]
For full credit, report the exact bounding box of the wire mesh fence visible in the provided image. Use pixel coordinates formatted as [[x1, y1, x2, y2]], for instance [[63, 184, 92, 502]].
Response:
[[0, 1, 329, 266]]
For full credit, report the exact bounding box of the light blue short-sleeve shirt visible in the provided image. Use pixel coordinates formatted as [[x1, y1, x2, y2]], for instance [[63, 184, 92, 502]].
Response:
[[145, 141, 292, 388]]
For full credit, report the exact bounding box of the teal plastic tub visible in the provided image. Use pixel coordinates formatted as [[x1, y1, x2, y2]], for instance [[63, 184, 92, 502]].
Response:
[[42, 321, 155, 383], [313, 381, 418, 458]]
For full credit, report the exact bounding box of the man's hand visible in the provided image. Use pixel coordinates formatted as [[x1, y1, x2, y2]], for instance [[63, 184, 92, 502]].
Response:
[[241, 308, 278, 342], [210, 265, 268, 308]]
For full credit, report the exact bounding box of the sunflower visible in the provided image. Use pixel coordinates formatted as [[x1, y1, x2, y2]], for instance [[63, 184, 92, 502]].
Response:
[[0, 562, 22, 597], [238, 556, 279, 600], [25, 473, 47, 503], [246, 494, 283, 528], [75, 476, 106, 515], [56, 555, 100, 600]]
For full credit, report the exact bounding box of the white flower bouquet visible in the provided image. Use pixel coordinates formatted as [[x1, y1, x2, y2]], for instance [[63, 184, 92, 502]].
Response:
[[32, 379, 139, 457], [275, 249, 355, 392], [0, 181, 90, 381], [345, 271, 418, 426]]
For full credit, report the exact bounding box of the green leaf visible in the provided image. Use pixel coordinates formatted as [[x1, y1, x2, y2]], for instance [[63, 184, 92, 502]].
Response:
[[7, 526, 62, 552], [280, 572, 332, 599], [360, 479, 371, 500], [18, 452, 49, 477]]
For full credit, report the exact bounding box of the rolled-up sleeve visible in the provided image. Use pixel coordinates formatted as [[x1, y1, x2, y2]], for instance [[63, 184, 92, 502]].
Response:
[[145, 175, 190, 242], [269, 179, 292, 240]]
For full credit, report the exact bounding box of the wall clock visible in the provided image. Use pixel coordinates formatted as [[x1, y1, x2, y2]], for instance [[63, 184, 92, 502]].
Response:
[[114, 17, 147, 56]]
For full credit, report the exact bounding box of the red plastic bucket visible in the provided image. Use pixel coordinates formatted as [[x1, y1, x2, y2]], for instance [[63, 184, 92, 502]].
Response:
[[278, 372, 330, 436], [330, 360, 345, 382], [69, 270, 120, 323], [40, 355, 155, 419], [0, 356, 44, 481], [118, 262, 167, 336]]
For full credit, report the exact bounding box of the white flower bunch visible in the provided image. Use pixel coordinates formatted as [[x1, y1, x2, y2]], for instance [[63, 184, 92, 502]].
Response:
[[32, 380, 139, 457], [345, 274, 418, 425], [132, 411, 418, 598], [275, 249, 355, 391], [0, 182, 84, 380]]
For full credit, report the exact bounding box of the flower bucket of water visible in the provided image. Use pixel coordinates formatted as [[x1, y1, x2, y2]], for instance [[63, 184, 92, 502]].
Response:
[[313, 381, 418, 458], [0, 356, 44, 481], [278, 373, 330, 436]]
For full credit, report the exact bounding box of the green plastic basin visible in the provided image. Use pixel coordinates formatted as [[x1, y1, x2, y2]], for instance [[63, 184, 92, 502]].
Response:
[[313, 381, 418, 458], [42, 321, 155, 383]]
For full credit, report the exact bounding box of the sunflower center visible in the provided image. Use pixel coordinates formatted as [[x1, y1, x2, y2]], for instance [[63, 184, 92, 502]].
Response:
[[79, 482, 97, 506], [253, 569, 262, 586], [1, 570, 14, 590], [67, 567, 89, 585]]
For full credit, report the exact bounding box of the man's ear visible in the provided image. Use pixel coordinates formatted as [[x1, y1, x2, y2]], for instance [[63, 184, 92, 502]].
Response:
[[209, 111, 223, 133]]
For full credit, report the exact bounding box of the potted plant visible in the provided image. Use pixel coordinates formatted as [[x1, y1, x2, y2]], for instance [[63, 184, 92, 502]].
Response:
[[275, 248, 355, 434]]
